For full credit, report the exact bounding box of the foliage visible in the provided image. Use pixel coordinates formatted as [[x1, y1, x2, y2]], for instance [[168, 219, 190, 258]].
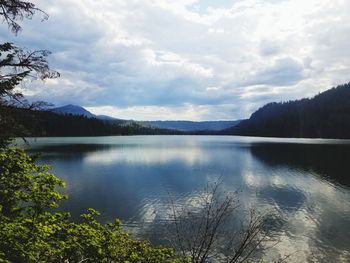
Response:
[[224, 83, 350, 139], [0, 42, 59, 100], [0, 147, 65, 217], [0, 148, 188, 263], [0, 0, 59, 147]]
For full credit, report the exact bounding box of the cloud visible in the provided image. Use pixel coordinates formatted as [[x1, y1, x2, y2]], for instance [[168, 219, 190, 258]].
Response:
[[86, 103, 241, 121], [243, 58, 307, 87], [0, 0, 349, 120], [259, 39, 282, 57]]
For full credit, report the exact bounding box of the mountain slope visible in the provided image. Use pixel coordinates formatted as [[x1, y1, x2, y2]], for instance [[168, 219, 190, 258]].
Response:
[[50, 105, 122, 121], [144, 120, 241, 131], [7, 106, 182, 136], [50, 104, 95, 118], [223, 83, 350, 139], [50, 105, 241, 132]]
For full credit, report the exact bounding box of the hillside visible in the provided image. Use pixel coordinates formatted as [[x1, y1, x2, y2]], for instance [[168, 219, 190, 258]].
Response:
[[51, 104, 95, 118], [223, 83, 350, 139], [144, 120, 241, 131], [5, 107, 182, 137], [50, 105, 122, 121], [50, 105, 241, 132]]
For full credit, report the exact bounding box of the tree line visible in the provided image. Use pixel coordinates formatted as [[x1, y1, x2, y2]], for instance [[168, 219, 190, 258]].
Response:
[[1, 105, 183, 138], [223, 83, 350, 139]]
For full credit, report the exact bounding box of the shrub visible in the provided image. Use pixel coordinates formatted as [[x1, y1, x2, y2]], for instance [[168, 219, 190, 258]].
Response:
[[0, 148, 187, 263]]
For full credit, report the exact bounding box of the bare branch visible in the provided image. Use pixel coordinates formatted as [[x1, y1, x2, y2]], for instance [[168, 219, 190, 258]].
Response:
[[166, 181, 288, 263], [0, 0, 48, 34], [0, 42, 60, 100]]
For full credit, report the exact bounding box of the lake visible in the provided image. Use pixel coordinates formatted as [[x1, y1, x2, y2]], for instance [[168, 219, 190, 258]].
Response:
[[22, 136, 350, 262]]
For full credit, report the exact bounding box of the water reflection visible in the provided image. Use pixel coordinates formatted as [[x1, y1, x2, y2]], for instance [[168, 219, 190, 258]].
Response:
[[259, 187, 306, 211], [83, 146, 209, 166], [25, 136, 350, 262], [250, 143, 350, 187], [245, 143, 350, 262]]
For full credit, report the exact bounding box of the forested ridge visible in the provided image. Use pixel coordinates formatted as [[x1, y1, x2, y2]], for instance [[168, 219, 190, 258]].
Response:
[[6, 82, 350, 139], [2, 106, 182, 137], [144, 120, 241, 132], [223, 83, 350, 139]]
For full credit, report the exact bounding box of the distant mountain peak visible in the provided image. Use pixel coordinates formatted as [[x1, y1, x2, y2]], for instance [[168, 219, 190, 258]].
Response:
[[50, 104, 95, 118], [49, 105, 241, 131], [49, 104, 122, 122]]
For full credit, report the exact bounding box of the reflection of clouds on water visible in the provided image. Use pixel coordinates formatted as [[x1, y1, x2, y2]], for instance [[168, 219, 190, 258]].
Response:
[[250, 142, 350, 188], [266, 204, 350, 262], [83, 146, 209, 166], [242, 170, 262, 188], [135, 190, 212, 225], [27, 136, 350, 262], [240, 165, 350, 262]]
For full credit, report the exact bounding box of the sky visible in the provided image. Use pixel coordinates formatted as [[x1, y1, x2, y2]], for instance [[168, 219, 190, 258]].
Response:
[[1, 0, 350, 120]]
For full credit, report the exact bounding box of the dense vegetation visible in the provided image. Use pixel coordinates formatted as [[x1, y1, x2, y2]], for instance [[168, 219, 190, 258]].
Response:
[[143, 120, 241, 132], [50, 104, 240, 132], [223, 83, 350, 138], [0, 147, 187, 263], [1, 106, 182, 138]]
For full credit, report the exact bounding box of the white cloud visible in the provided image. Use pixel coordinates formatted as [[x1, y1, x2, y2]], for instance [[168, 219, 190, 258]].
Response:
[[0, 0, 349, 120], [86, 104, 240, 121]]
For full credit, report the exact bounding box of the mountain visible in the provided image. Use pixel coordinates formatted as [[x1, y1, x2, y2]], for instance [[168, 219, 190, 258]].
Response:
[[97, 115, 121, 121], [7, 106, 182, 137], [50, 104, 95, 118], [50, 104, 122, 121], [50, 105, 241, 132], [223, 83, 350, 139], [144, 120, 241, 132]]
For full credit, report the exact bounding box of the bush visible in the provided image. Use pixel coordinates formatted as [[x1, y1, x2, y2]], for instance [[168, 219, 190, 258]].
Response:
[[0, 148, 187, 263]]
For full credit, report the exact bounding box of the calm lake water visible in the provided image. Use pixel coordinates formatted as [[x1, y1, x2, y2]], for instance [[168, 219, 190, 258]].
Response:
[[22, 136, 350, 262]]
